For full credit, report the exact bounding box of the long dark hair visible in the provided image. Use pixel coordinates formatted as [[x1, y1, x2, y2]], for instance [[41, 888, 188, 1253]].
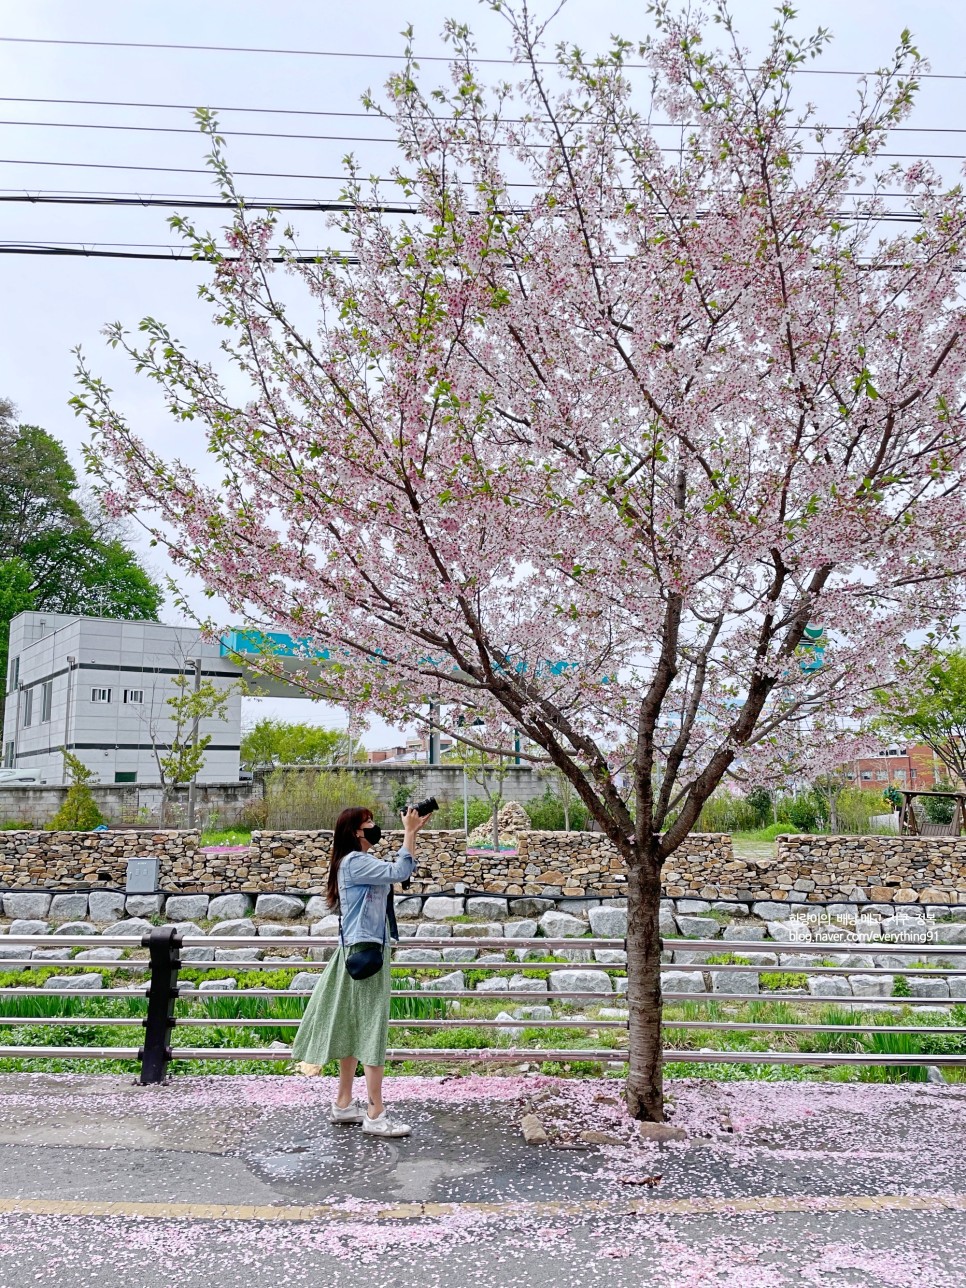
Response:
[[326, 806, 373, 909]]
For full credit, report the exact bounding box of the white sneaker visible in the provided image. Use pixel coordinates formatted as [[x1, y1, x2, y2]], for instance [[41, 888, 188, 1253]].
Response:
[[361, 1109, 411, 1138], [328, 1100, 366, 1125]]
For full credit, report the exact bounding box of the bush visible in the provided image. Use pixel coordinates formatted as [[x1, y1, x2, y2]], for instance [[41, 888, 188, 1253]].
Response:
[[923, 788, 956, 825], [435, 796, 492, 832], [786, 794, 819, 833], [262, 769, 379, 830], [524, 789, 589, 832], [48, 751, 104, 831], [696, 790, 759, 833], [746, 786, 773, 827]]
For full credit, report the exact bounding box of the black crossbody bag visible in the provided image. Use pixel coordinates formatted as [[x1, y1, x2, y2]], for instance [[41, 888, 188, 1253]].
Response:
[[340, 887, 398, 981]]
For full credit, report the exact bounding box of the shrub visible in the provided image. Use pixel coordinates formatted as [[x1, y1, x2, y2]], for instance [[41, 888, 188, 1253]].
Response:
[[760, 971, 808, 991], [923, 788, 956, 825], [262, 768, 378, 830], [48, 751, 104, 831], [786, 794, 819, 833], [524, 789, 589, 832], [695, 790, 759, 833], [746, 786, 773, 827]]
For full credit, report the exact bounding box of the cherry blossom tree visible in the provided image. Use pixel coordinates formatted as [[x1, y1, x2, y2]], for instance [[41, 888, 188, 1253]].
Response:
[[73, 2, 966, 1120]]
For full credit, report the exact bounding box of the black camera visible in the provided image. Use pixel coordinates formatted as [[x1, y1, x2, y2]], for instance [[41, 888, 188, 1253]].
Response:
[[408, 795, 439, 817]]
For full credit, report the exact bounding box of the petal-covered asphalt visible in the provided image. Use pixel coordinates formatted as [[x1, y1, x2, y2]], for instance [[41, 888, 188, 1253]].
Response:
[[0, 1073, 963, 1286]]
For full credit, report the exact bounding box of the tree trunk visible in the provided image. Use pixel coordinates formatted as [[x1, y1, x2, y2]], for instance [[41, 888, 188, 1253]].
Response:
[[625, 843, 665, 1121], [492, 801, 500, 852], [564, 800, 570, 832]]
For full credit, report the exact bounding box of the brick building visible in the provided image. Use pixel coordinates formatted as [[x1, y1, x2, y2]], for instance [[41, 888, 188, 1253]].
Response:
[[849, 744, 950, 792]]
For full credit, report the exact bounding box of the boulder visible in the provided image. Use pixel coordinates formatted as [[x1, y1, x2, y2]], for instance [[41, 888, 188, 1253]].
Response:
[[503, 919, 538, 939], [394, 897, 424, 918], [208, 919, 257, 938], [948, 977, 966, 999], [725, 922, 766, 942], [421, 896, 465, 920], [393, 948, 442, 963], [767, 920, 812, 943], [103, 919, 154, 938], [254, 894, 304, 920], [257, 923, 303, 938], [495, 1011, 523, 1038], [466, 897, 509, 921], [752, 901, 794, 921], [51, 922, 97, 937], [180, 946, 215, 962], [48, 893, 90, 921], [849, 974, 893, 998], [125, 894, 164, 917], [558, 947, 593, 963], [199, 977, 237, 992], [661, 970, 706, 994], [452, 923, 501, 938], [513, 1005, 552, 1021], [75, 947, 125, 962], [44, 973, 102, 990], [907, 976, 950, 999], [714, 901, 749, 917], [2, 892, 51, 919], [676, 899, 711, 915], [421, 970, 466, 992], [303, 896, 330, 919], [30, 948, 72, 961], [208, 893, 254, 922], [712, 970, 758, 995], [807, 975, 852, 998], [214, 948, 264, 961], [310, 916, 340, 938], [509, 974, 547, 993], [288, 972, 321, 991], [933, 923, 966, 945], [0, 944, 25, 960], [88, 891, 125, 923], [594, 949, 627, 964], [165, 895, 210, 922], [508, 898, 554, 918], [442, 946, 478, 963], [538, 911, 586, 938], [416, 922, 452, 938], [549, 969, 612, 996], [588, 906, 628, 939], [676, 916, 721, 939], [8, 920, 49, 936], [475, 977, 510, 992]]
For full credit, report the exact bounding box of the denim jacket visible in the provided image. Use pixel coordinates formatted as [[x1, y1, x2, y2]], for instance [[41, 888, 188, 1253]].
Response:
[[338, 846, 415, 946]]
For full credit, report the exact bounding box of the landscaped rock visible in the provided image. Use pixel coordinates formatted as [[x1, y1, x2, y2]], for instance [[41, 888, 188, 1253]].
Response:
[[416, 922, 452, 938], [907, 976, 950, 998], [43, 973, 102, 990], [0, 944, 24, 960], [639, 1122, 687, 1143], [75, 947, 125, 962], [310, 916, 340, 938], [452, 923, 501, 938], [513, 1005, 552, 1020], [807, 975, 852, 998], [199, 977, 237, 992], [509, 899, 555, 918], [215, 948, 264, 961], [165, 895, 210, 922], [394, 897, 423, 918], [767, 920, 812, 943], [466, 897, 508, 921], [475, 977, 510, 992], [48, 893, 90, 920], [288, 971, 321, 991], [103, 919, 154, 938], [714, 901, 749, 917], [558, 947, 593, 963], [594, 949, 627, 964], [180, 946, 215, 962], [752, 902, 794, 921], [495, 1011, 523, 1038], [30, 948, 72, 961], [421, 896, 465, 920], [588, 906, 628, 938], [421, 970, 466, 992], [712, 969, 758, 995], [125, 894, 164, 918], [208, 919, 257, 938], [521, 1114, 548, 1146], [676, 916, 721, 939], [394, 948, 442, 963], [208, 893, 254, 921], [849, 974, 893, 998], [948, 977, 966, 999], [88, 891, 125, 923], [52, 922, 97, 936], [8, 920, 49, 936], [257, 923, 303, 938], [503, 919, 538, 939], [169, 921, 205, 939], [549, 969, 612, 995], [676, 899, 711, 915], [2, 893, 51, 919], [725, 922, 766, 941], [539, 911, 586, 938], [254, 894, 304, 920], [509, 974, 547, 993], [442, 946, 478, 963], [659, 910, 678, 939], [933, 923, 966, 944], [303, 896, 330, 919], [661, 971, 706, 994]]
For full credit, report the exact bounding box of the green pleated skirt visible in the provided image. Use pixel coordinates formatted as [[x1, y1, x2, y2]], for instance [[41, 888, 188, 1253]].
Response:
[[291, 940, 390, 1069]]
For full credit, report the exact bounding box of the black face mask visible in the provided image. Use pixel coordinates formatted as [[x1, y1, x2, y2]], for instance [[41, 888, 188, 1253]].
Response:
[[362, 824, 382, 845]]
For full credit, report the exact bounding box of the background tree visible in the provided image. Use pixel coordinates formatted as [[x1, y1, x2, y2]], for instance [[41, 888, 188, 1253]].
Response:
[[0, 404, 163, 740], [538, 763, 582, 832], [240, 718, 346, 770], [876, 651, 966, 788], [48, 750, 105, 832], [147, 673, 233, 825], [75, 6, 966, 1120]]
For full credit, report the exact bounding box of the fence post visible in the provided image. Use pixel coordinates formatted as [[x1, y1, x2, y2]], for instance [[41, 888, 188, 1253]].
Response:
[[139, 925, 181, 1085]]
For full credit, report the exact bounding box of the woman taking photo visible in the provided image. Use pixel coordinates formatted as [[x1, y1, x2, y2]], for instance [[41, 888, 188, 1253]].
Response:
[[292, 804, 429, 1138]]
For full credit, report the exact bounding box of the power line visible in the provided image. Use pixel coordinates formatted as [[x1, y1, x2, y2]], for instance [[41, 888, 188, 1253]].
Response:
[[2, 96, 964, 135], [1, 35, 962, 78]]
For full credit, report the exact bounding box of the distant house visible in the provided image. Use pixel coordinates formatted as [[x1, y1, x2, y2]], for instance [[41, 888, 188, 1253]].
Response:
[[848, 744, 950, 792]]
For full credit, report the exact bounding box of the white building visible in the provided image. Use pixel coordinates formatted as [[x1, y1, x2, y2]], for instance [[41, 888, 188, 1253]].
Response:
[[2, 612, 245, 786]]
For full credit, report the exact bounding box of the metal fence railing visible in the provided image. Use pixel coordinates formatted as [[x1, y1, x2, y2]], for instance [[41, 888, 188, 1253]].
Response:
[[0, 930, 965, 1078]]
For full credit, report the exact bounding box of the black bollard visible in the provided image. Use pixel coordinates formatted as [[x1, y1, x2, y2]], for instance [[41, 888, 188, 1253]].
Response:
[[138, 925, 181, 1085]]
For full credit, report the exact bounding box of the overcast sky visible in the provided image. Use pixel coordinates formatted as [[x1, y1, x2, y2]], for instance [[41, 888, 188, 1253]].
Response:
[[1, 0, 964, 745]]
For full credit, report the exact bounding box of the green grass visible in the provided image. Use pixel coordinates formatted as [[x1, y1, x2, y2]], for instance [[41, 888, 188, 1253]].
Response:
[[199, 829, 252, 846]]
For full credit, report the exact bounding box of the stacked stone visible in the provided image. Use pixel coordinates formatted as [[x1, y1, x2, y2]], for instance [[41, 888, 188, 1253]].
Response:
[[0, 830, 200, 890]]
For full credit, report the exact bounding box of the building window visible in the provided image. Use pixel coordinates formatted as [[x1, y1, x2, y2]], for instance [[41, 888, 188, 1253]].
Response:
[[3, 742, 13, 768], [40, 680, 53, 724], [91, 687, 112, 704], [895, 770, 907, 782], [123, 689, 144, 705], [7, 656, 18, 694], [21, 689, 33, 727], [114, 771, 137, 784], [861, 771, 872, 780], [875, 771, 888, 781]]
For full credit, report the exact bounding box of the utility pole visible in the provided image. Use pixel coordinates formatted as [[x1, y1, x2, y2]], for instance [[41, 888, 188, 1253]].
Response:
[[186, 657, 202, 829]]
